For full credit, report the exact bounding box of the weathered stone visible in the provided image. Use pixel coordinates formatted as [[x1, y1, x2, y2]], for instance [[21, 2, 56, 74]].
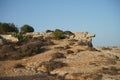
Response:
[[25, 32, 95, 47], [0, 35, 18, 42], [73, 32, 95, 47]]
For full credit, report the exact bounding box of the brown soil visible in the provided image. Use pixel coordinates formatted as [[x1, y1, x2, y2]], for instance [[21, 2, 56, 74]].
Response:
[[0, 39, 120, 80]]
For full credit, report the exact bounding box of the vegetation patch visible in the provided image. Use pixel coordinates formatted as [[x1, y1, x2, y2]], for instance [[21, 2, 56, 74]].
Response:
[[39, 61, 67, 73], [102, 47, 112, 50], [66, 50, 74, 54], [14, 63, 25, 68], [0, 22, 18, 34], [20, 24, 34, 33], [0, 37, 54, 60], [51, 52, 66, 60], [53, 29, 64, 40], [46, 29, 54, 33]]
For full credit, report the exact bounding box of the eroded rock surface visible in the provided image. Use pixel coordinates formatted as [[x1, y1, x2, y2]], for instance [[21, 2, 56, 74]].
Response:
[[0, 32, 119, 80]]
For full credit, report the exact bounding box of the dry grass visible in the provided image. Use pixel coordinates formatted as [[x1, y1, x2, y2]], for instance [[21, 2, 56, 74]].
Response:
[[102, 47, 112, 50], [39, 61, 67, 73]]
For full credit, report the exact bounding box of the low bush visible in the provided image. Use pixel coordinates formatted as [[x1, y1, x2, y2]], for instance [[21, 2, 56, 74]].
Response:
[[12, 32, 33, 41], [68, 40, 77, 45], [67, 50, 74, 54], [0, 45, 20, 60], [20, 41, 43, 56], [102, 47, 112, 50], [64, 31, 74, 35], [0, 40, 51, 60], [51, 29, 75, 40], [0, 23, 18, 34], [14, 63, 25, 68], [51, 52, 66, 60], [11, 32, 25, 41], [39, 61, 67, 73], [53, 29, 64, 40], [78, 40, 93, 47], [0, 45, 16, 53], [46, 29, 53, 33], [64, 30, 75, 38], [64, 45, 71, 49]]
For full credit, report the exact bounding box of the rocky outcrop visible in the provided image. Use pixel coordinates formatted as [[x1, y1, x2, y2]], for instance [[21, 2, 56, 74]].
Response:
[[26, 32, 95, 47], [73, 32, 95, 47], [0, 32, 95, 47], [0, 35, 18, 42], [26, 32, 53, 39]]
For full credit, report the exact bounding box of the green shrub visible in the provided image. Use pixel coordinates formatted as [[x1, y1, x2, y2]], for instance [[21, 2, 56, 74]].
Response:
[[64, 31, 74, 36], [11, 32, 25, 41], [0, 23, 18, 34], [20, 41, 43, 56], [46, 29, 53, 33], [20, 24, 34, 33], [11, 32, 33, 42], [53, 29, 64, 40]]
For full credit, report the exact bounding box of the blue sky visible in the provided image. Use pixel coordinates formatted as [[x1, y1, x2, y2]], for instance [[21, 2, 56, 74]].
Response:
[[0, 0, 120, 46]]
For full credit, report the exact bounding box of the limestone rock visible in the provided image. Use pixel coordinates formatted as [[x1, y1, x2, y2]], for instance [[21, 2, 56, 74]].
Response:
[[0, 35, 18, 42], [26, 32, 53, 39], [73, 32, 95, 47]]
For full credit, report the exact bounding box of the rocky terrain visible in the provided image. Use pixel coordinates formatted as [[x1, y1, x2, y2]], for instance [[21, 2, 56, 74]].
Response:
[[0, 32, 120, 80]]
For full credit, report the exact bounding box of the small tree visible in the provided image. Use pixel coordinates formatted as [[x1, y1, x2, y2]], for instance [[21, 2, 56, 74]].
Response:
[[20, 24, 34, 33], [0, 23, 18, 34], [11, 32, 32, 42]]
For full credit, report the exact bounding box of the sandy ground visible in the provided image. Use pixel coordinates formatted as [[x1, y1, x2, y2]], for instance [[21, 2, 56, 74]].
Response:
[[0, 39, 120, 80]]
